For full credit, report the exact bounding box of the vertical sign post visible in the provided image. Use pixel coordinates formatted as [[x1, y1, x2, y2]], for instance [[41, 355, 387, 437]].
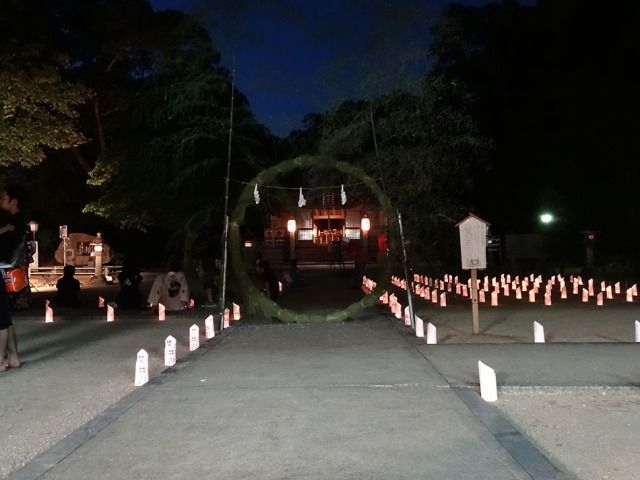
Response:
[[59, 225, 68, 266], [456, 214, 490, 334]]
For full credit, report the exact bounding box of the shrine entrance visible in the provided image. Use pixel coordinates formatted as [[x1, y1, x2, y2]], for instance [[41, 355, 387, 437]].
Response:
[[229, 156, 398, 323]]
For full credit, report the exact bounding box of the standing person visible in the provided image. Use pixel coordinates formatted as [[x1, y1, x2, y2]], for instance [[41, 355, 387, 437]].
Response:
[[0, 185, 27, 372], [199, 255, 219, 307], [116, 257, 143, 309], [286, 258, 304, 287], [256, 259, 279, 302], [346, 238, 367, 288], [330, 237, 345, 272]]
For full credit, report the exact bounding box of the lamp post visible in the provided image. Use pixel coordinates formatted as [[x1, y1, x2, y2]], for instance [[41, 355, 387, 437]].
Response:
[[59, 225, 68, 266], [90, 232, 104, 280], [28, 221, 39, 271], [361, 213, 370, 260], [287, 218, 297, 260]]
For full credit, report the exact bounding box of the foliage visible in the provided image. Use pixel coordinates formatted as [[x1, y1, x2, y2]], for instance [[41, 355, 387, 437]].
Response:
[[0, 47, 90, 167], [82, 8, 275, 271], [229, 156, 396, 322], [287, 91, 491, 267], [0, 0, 275, 269], [427, 1, 640, 238]]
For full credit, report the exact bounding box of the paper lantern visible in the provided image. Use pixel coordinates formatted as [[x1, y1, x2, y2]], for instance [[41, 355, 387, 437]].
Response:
[[223, 308, 230, 328], [189, 324, 200, 351], [426, 322, 437, 344], [478, 361, 497, 402], [415, 316, 424, 338], [533, 321, 545, 343], [45, 299, 53, 323], [164, 336, 176, 367], [134, 349, 149, 386], [205, 315, 215, 339], [491, 291, 498, 306]]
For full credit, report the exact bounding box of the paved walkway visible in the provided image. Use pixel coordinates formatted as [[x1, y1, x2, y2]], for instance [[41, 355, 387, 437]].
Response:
[[9, 318, 556, 480], [3, 267, 640, 479]]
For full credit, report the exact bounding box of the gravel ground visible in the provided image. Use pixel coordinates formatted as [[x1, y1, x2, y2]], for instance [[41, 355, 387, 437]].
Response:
[[498, 389, 640, 480]]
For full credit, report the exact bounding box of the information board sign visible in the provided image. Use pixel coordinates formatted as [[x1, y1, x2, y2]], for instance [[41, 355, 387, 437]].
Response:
[[457, 214, 489, 270]]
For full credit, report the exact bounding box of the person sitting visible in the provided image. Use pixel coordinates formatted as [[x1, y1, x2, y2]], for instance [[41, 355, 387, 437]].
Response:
[[116, 258, 143, 309], [56, 265, 81, 307], [146, 266, 190, 311]]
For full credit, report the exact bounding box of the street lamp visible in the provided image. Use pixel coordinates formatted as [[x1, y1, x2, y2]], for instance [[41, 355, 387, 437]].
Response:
[[28, 221, 39, 271], [361, 213, 370, 260], [90, 232, 104, 279], [539, 212, 555, 225], [287, 218, 297, 260], [59, 225, 68, 266], [28, 220, 38, 240]]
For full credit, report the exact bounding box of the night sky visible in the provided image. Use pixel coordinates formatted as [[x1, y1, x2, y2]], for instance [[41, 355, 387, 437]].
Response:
[[149, 0, 533, 137]]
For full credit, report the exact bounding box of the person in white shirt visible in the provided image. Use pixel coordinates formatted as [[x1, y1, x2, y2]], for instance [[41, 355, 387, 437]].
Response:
[[147, 269, 190, 311]]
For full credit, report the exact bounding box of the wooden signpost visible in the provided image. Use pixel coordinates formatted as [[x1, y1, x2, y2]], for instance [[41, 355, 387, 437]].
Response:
[[456, 214, 490, 334]]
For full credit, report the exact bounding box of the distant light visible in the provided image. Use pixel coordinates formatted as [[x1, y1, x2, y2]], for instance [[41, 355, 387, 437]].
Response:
[[244, 240, 253, 248], [539, 213, 555, 224], [361, 214, 370, 232], [287, 219, 297, 233]]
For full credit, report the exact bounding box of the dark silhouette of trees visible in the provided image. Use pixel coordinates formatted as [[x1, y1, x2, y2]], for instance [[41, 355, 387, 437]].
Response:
[[429, 1, 640, 233], [0, 0, 274, 266], [285, 91, 491, 267]]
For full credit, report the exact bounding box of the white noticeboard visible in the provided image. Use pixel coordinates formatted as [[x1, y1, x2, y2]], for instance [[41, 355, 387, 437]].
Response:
[[457, 215, 488, 270]]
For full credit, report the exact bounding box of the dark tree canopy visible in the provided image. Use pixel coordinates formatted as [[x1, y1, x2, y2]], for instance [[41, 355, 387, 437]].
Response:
[[0, 0, 275, 266], [428, 0, 640, 236], [285, 90, 491, 267]]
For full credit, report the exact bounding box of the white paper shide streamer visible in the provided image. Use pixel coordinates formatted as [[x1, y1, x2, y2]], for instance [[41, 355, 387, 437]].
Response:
[[341, 184, 347, 205], [298, 187, 306, 207], [253, 184, 260, 204]]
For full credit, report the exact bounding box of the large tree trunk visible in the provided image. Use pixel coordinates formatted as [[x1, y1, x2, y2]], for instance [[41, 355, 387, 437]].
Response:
[[182, 227, 199, 298], [70, 147, 91, 174], [93, 97, 106, 155]]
